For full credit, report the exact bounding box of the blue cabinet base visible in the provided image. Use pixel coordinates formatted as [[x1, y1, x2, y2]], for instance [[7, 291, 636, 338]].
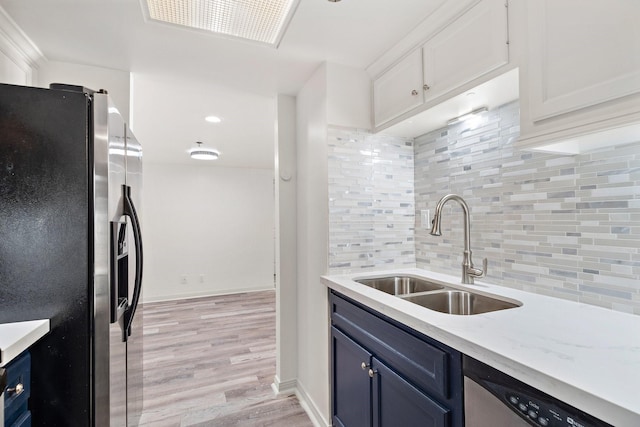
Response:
[[330, 291, 464, 427], [3, 352, 31, 427], [8, 411, 30, 427]]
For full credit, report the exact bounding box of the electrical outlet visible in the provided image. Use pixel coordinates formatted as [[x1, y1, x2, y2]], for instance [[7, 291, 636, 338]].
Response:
[[180, 275, 187, 284], [420, 209, 430, 229]]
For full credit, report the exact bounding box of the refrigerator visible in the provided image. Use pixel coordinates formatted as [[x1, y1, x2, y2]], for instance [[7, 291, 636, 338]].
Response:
[[0, 82, 144, 426]]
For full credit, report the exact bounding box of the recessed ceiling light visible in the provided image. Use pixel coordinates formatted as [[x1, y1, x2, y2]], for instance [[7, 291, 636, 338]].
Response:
[[205, 115, 222, 123], [143, 0, 301, 46]]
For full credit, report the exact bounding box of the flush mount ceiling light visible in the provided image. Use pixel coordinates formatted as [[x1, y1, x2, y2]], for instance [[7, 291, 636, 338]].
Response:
[[446, 107, 488, 126], [190, 142, 220, 160], [143, 0, 301, 46]]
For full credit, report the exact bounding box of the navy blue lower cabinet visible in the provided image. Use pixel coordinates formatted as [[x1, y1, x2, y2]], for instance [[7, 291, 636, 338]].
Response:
[[332, 327, 372, 427], [3, 352, 32, 427], [6, 412, 30, 427], [330, 291, 463, 427], [372, 357, 450, 427]]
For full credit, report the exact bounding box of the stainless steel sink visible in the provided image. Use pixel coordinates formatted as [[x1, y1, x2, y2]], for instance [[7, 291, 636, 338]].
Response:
[[402, 290, 521, 315], [355, 276, 445, 295]]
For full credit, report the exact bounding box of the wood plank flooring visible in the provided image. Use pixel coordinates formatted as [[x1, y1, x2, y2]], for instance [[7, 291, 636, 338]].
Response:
[[140, 290, 313, 427]]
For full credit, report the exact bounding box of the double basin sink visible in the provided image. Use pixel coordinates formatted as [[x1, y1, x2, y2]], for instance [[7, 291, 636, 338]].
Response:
[[355, 275, 521, 315]]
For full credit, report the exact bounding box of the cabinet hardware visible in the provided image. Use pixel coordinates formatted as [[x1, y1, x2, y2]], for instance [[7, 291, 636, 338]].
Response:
[[368, 368, 377, 378], [6, 382, 24, 396], [411, 89, 419, 96], [361, 362, 370, 370], [423, 84, 430, 91]]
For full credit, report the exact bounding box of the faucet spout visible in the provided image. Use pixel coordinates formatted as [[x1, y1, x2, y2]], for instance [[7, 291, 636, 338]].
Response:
[[430, 194, 487, 284]]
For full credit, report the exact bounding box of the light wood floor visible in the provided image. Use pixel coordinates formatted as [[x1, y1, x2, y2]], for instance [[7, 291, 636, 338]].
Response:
[[140, 290, 313, 427]]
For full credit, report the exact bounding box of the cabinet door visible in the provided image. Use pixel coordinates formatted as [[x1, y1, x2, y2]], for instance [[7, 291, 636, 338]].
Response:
[[373, 49, 424, 127], [422, 0, 508, 101], [332, 327, 372, 427], [527, 0, 640, 121], [371, 358, 450, 427]]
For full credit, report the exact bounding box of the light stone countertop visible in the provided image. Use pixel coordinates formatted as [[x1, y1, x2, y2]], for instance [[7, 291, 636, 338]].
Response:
[[0, 319, 49, 367], [322, 268, 640, 427]]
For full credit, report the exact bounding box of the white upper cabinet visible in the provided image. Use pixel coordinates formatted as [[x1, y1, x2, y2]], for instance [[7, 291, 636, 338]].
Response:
[[372, 0, 510, 130], [373, 49, 424, 127], [518, 0, 640, 153], [422, 0, 508, 102]]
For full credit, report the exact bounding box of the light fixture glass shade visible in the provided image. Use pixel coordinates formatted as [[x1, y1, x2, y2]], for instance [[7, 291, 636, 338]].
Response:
[[144, 0, 300, 46], [189, 142, 220, 160]]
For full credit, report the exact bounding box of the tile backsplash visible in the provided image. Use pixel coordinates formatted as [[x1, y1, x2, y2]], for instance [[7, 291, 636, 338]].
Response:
[[328, 101, 640, 315], [328, 126, 416, 274]]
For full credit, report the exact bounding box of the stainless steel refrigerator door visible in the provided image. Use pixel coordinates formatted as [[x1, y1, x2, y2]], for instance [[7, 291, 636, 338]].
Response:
[[93, 93, 113, 427], [124, 125, 144, 427], [98, 93, 130, 427]]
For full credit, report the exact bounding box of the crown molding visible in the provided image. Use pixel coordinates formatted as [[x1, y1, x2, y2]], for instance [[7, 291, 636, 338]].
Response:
[[0, 5, 45, 70]]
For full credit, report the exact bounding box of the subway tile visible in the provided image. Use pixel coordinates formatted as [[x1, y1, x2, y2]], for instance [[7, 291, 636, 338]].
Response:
[[579, 284, 632, 300]]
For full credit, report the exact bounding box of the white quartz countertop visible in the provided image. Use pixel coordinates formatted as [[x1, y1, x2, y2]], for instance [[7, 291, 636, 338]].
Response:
[[0, 319, 50, 367], [322, 268, 640, 427]]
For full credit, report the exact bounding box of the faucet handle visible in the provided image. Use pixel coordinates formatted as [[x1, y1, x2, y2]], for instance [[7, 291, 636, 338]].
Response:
[[468, 258, 488, 278]]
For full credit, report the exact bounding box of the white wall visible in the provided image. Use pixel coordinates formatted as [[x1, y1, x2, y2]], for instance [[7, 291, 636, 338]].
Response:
[[142, 162, 275, 302], [293, 62, 371, 426], [37, 60, 131, 122], [0, 48, 29, 84], [295, 63, 331, 426], [326, 63, 372, 130], [274, 94, 298, 393]]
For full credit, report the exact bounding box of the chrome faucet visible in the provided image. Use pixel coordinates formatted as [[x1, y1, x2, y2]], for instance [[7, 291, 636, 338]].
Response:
[[430, 194, 487, 284]]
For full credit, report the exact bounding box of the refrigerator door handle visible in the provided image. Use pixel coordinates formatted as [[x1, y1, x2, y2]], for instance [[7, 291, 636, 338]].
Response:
[[109, 221, 129, 324], [122, 184, 143, 339]]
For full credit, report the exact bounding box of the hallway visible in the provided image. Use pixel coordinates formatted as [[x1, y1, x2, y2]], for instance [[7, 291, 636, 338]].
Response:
[[140, 291, 313, 426]]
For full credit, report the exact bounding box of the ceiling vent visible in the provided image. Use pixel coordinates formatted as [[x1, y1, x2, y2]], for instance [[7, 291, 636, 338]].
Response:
[[142, 0, 300, 47]]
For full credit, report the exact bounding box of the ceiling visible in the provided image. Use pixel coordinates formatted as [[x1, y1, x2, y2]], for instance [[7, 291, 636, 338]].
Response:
[[0, 0, 449, 168]]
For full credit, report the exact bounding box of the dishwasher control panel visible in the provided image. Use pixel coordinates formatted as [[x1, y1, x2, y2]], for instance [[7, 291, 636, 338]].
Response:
[[463, 355, 612, 427], [499, 383, 595, 427]]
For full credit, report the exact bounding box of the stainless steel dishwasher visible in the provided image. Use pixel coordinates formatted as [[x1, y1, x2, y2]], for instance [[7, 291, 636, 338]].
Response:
[[463, 355, 612, 427]]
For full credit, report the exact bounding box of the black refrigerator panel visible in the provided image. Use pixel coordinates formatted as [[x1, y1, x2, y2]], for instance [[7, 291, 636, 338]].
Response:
[[0, 83, 92, 425]]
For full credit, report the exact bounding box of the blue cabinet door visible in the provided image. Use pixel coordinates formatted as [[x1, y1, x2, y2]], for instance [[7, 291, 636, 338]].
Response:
[[330, 291, 463, 427], [332, 327, 372, 427], [372, 357, 450, 427], [3, 352, 31, 427]]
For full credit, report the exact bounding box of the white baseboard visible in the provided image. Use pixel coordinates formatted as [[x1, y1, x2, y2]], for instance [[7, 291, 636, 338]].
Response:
[[271, 376, 297, 396], [295, 381, 331, 427], [142, 286, 274, 303]]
